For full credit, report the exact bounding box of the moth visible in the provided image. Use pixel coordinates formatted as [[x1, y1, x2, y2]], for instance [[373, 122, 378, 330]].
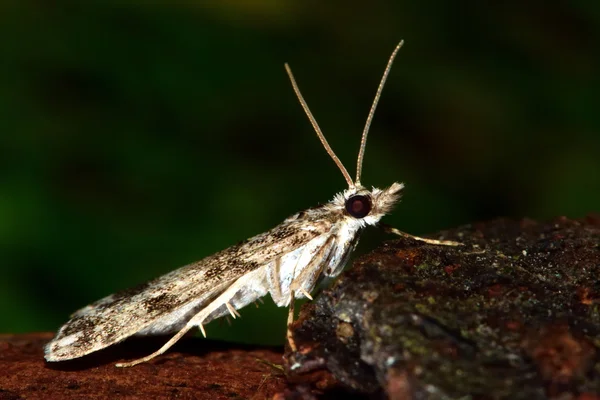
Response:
[[45, 41, 459, 367]]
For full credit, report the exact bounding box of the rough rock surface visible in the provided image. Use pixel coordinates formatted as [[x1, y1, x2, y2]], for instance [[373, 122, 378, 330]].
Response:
[[286, 216, 600, 399]]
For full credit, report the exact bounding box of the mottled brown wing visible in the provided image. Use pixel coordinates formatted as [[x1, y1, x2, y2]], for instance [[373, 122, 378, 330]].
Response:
[[45, 210, 335, 361]]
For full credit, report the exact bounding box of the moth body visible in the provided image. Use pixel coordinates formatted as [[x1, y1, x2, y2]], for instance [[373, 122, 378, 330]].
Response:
[[45, 183, 403, 362]]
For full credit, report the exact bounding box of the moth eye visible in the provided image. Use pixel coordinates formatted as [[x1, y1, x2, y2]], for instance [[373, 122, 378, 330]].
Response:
[[345, 195, 372, 218]]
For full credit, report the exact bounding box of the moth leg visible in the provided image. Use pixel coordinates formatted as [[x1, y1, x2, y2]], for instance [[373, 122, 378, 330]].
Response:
[[284, 236, 335, 354], [286, 290, 298, 352], [380, 223, 462, 246], [298, 287, 313, 301], [115, 323, 196, 368], [225, 302, 241, 319]]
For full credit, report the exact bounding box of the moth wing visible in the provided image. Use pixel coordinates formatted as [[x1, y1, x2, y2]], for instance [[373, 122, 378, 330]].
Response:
[[45, 212, 334, 361]]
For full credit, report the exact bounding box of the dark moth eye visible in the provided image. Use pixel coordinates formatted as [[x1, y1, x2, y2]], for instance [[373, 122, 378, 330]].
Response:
[[345, 195, 372, 218]]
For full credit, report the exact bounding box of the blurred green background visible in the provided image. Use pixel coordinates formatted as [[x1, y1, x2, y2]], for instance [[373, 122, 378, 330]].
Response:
[[1, 1, 598, 345]]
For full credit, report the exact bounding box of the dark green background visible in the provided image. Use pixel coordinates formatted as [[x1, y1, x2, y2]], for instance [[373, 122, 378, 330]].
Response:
[[1, 2, 598, 345]]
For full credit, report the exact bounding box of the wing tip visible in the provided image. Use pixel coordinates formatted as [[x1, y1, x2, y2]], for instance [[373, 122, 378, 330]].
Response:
[[43, 332, 90, 362]]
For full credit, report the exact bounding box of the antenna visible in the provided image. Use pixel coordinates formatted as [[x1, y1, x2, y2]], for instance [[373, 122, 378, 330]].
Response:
[[355, 40, 404, 185], [285, 63, 354, 188]]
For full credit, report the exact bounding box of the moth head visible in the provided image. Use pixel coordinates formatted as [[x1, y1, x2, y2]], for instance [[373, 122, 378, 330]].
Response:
[[340, 182, 404, 226]]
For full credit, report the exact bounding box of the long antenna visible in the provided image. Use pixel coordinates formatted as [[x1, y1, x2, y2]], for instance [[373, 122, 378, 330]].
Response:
[[355, 40, 404, 185], [285, 63, 354, 188]]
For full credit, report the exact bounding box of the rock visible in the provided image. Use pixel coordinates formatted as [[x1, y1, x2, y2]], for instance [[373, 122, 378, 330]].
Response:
[[285, 216, 600, 399]]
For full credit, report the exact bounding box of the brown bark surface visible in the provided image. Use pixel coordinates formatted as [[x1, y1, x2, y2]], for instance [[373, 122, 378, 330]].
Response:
[[0, 333, 286, 400], [287, 216, 600, 399]]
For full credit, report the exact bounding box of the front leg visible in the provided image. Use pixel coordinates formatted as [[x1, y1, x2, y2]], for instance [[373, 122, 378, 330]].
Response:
[[379, 222, 462, 246], [284, 237, 336, 353]]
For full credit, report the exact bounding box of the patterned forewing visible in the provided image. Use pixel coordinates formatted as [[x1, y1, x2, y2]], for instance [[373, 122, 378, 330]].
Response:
[[45, 209, 335, 361]]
